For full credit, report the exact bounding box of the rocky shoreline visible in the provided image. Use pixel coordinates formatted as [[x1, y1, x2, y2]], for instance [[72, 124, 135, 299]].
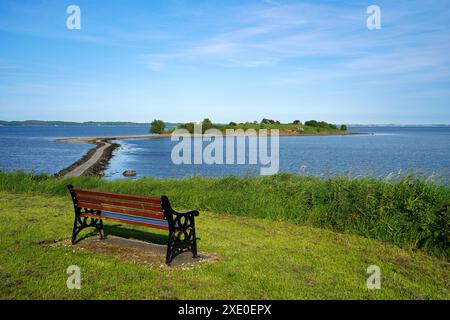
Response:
[[55, 139, 120, 177]]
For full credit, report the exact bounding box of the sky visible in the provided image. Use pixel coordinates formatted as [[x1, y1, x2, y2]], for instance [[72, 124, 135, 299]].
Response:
[[0, 0, 449, 124]]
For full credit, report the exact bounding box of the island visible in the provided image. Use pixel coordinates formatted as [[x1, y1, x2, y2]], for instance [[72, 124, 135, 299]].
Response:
[[154, 118, 355, 136]]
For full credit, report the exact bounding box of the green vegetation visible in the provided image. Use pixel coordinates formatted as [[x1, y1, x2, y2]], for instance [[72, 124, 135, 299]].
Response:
[[176, 118, 347, 135], [0, 189, 448, 299], [340, 124, 348, 131], [149, 119, 166, 134], [202, 118, 214, 132], [0, 172, 448, 258], [261, 118, 281, 125]]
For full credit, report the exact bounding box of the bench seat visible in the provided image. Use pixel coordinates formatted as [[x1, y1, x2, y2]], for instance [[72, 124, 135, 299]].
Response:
[[80, 211, 170, 230]]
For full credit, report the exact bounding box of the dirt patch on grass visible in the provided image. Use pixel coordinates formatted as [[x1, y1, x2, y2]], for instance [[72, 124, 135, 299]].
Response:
[[55, 236, 217, 269]]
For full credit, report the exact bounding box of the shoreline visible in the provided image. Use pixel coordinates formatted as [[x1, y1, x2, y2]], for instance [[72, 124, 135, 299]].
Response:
[[55, 139, 120, 178], [55, 131, 367, 178]]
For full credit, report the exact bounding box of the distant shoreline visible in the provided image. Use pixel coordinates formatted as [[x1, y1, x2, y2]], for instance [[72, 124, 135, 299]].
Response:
[[55, 131, 367, 178]]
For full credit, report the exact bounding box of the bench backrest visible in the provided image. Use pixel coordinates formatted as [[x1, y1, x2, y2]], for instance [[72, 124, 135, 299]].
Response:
[[68, 187, 169, 230]]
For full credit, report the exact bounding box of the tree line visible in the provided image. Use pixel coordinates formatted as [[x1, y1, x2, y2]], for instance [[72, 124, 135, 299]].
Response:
[[150, 118, 348, 134]]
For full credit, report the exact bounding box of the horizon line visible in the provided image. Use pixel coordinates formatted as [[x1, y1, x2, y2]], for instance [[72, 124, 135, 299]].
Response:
[[1, 120, 450, 126]]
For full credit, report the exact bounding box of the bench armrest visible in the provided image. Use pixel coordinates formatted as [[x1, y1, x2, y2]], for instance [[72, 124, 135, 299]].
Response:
[[178, 210, 199, 217], [171, 209, 199, 217]]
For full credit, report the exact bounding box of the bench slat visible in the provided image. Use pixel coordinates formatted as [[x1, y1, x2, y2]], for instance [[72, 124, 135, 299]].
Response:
[[77, 202, 165, 220], [80, 212, 169, 230], [72, 188, 161, 204], [76, 195, 163, 212]]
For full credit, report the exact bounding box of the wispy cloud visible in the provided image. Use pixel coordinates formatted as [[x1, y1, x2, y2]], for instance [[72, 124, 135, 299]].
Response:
[[139, 0, 450, 85]]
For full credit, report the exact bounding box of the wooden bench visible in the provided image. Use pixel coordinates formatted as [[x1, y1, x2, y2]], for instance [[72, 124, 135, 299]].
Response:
[[67, 185, 199, 264]]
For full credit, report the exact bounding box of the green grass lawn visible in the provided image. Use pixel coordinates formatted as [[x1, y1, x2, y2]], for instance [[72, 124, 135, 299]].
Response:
[[0, 191, 448, 299]]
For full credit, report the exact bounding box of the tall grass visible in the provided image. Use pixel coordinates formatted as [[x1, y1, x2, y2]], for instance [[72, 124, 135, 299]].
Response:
[[0, 171, 448, 257]]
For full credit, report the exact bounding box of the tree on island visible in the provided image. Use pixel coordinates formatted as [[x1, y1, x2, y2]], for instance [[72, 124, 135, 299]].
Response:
[[293, 120, 302, 125], [150, 119, 165, 134], [261, 118, 279, 125], [202, 118, 214, 133], [340, 124, 348, 131]]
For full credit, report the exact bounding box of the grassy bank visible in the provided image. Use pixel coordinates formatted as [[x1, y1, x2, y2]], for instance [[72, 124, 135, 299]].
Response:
[[0, 172, 448, 258], [0, 191, 448, 299]]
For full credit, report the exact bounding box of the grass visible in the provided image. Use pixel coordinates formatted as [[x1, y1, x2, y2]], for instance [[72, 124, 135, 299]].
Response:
[[0, 172, 448, 257], [0, 191, 448, 299]]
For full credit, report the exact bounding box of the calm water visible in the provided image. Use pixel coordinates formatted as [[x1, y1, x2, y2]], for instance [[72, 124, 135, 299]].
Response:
[[0, 126, 449, 183]]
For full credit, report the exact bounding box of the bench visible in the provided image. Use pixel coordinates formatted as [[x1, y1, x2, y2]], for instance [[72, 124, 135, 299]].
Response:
[[67, 185, 199, 264]]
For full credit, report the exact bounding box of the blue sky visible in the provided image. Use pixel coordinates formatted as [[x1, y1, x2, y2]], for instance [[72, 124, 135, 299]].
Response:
[[0, 0, 449, 124]]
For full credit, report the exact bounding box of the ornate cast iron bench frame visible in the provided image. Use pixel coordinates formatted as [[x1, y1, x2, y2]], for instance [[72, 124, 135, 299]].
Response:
[[67, 185, 199, 264]]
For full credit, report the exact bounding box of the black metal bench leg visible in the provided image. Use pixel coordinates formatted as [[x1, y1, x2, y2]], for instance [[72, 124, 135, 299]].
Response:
[[71, 215, 83, 244], [166, 233, 175, 265], [97, 219, 105, 239], [190, 219, 198, 259], [191, 231, 198, 259]]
